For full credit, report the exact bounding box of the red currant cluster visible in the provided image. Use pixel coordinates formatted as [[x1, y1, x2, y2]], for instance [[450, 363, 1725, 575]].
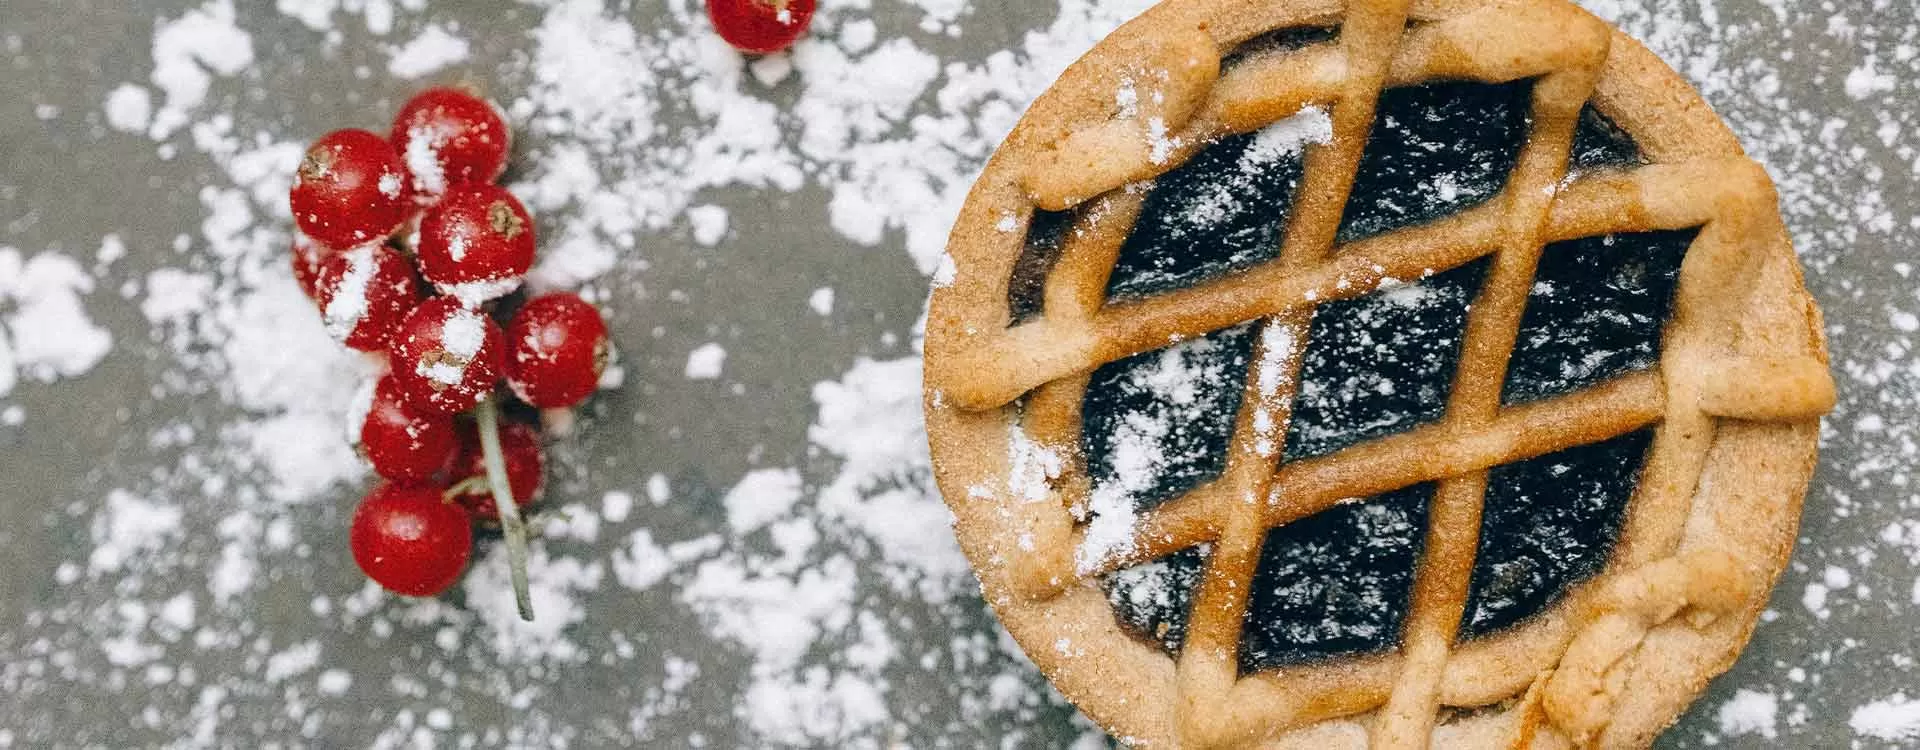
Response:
[[706, 0, 816, 54], [290, 87, 612, 620]]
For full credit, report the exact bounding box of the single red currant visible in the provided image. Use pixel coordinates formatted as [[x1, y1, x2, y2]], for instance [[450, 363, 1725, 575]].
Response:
[[290, 129, 414, 250], [707, 0, 816, 54], [314, 243, 423, 351], [291, 233, 332, 302], [354, 374, 459, 483], [350, 482, 473, 597], [450, 420, 545, 521], [415, 184, 537, 306], [388, 296, 506, 415], [505, 292, 611, 409], [390, 87, 511, 204]]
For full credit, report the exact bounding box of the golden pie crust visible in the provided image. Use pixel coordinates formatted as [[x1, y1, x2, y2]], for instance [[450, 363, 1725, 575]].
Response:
[[923, 0, 1836, 747]]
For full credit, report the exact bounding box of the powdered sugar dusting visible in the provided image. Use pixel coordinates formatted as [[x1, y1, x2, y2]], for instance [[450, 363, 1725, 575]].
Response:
[[321, 244, 376, 340], [0, 247, 114, 396], [1851, 694, 1920, 742], [387, 23, 470, 79], [1077, 333, 1239, 573], [404, 125, 449, 197]]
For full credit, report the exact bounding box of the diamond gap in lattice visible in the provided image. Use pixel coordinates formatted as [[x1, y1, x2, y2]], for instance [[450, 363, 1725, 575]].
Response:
[[1502, 229, 1696, 404], [1568, 104, 1645, 172], [1283, 258, 1490, 461], [1220, 25, 1340, 70], [1239, 484, 1433, 673], [1104, 546, 1209, 656], [1006, 208, 1074, 325], [1103, 118, 1317, 301], [1336, 79, 1533, 244], [1082, 324, 1255, 513], [1458, 429, 1656, 639]]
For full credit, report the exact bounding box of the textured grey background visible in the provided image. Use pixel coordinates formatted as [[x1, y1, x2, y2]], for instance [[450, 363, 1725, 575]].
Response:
[[0, 0, 1914, 748]]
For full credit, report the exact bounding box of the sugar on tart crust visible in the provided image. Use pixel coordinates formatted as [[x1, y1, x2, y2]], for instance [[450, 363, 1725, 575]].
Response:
[[922, 0, 1836, 747]]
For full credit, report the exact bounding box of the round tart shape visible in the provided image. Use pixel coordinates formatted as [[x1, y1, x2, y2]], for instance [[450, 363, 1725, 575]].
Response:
[[922, 0, 1835, 747]]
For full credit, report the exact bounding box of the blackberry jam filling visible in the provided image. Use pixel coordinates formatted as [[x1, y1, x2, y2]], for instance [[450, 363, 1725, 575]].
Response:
[[1284, 258, 1489, 461], [1459, 430, 1655, 638], [1104, 125, 1312, 301], [1503, 229, 1695, 404], [1105, 547, 1209, 654], [1007, 208, 1074, 324], [1240, 484, 1432, 672], [1083, 325, 1256, 513], [1568, 104, 1644, 172], [1336, 80, 1533, 243]]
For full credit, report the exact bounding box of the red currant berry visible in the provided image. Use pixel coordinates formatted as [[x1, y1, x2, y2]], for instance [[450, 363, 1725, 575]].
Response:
[[415, 185, 536, 306], [707, 0, 815, 54], [451, 420, 545, 521], [291, 233, 333, 303], [314, 244, 423, 351], [390, 87, 511, 204], [388, 296, 506, 415], [290, 129, 414, 250], [505, 292, 610, 409], [354, 374, 459, 482], [350, 482, 473, 597]]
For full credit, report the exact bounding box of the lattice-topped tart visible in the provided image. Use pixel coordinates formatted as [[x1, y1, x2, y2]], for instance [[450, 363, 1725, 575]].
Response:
[[922, 0, 1836, 746]]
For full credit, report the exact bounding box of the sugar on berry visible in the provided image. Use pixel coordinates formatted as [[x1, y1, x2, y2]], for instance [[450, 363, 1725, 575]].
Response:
[[391, 87, 511, 204], [706, 0, 817, 55], [291, 129, 415, 250], [291, 233, 332, 302], [352, 374, 460, 483], [314, 243, 423, 352], [415, 184, 537, 306], [388, 296, 507, 416], [505, 292, 611, 409]]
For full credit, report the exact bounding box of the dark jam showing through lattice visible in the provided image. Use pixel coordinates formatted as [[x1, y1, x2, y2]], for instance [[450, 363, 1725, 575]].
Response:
[[1069, 77, 1687, 670]]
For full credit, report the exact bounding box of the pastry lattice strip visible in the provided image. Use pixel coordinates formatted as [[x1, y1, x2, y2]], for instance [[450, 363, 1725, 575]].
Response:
[[934, 0, 1835, 744]]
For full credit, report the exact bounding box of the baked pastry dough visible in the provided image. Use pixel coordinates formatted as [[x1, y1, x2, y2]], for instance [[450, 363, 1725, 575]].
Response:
[[923, 0, 1834, 747]]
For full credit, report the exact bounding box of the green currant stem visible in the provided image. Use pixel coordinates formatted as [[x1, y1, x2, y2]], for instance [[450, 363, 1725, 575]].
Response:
[[476, 398, 535, 621], [441, 475, 490, 501]]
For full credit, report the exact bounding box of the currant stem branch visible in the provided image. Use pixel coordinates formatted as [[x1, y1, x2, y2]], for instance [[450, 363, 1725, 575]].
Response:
[[476, 398, 535, 621]]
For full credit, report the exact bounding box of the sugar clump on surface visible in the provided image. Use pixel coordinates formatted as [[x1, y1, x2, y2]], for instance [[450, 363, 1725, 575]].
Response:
[[1852, 694, 1920, 742], [684, 341, 727, 380], [387, 23, 469, 78]]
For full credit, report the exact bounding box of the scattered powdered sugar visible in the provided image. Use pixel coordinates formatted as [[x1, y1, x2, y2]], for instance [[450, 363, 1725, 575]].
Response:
[[438, 306, 485, 358], [1851, 694, 1920, 741], [438, 276, 522, 307], [1251, 322, 1299, 457], [146, 0, 255, 140], [1716, 688, 1780, 739], [404, 125, 449, 197], [1077, 334, 1236, 573], [686, 204, 729, 247], [387, 23, 470, 79], [1243, 106, 1333, 167], [320, 244, 376, 340], [87, 490, 184, 575], [722, 467, 804, 534], [0, 247, 114, 395], [141, 268, 218, 324], [103, 83, 154, 134], [809, 286, 835, 316], [684, 341, 727, 380]]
